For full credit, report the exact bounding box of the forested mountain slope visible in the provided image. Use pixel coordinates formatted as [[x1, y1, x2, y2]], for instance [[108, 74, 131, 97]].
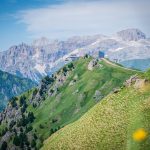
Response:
[[0, 57, 137, 149], [0, 70, 36, 111]]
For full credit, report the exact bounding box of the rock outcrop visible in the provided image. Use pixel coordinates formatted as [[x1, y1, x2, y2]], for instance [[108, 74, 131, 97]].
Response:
[[88, 59, 99, 71], [124, 75, 139, 87]]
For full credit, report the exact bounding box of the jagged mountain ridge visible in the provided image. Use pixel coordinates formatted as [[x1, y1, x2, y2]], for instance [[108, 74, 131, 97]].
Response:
[[0, 35, 105, 82], [0, 28, 149, 82]]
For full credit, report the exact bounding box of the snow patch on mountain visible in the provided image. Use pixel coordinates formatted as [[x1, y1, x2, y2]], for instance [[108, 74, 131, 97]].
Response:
[[34, 64, 46, 75], [0, 28, 150, 82]]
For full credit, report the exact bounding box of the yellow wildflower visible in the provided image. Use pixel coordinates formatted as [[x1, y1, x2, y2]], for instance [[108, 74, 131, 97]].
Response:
[[133, 128, 148, 142]]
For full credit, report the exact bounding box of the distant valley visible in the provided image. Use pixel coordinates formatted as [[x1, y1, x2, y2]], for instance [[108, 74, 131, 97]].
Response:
[[120, 58, 150, 71]]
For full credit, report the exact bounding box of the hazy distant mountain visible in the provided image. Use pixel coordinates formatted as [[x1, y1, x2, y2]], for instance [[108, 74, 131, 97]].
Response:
[[120, 58, 150, 71], [0, 35, 104, 82], [0, 28, 149, 82], [64, 29, 150, 62], [116, 28, 146, 41]]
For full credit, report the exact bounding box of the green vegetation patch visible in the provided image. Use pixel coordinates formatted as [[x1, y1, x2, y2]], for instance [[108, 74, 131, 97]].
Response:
[[42, 85, 150, 150]]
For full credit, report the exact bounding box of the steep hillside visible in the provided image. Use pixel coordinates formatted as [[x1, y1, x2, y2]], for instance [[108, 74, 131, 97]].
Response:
[[42, 73, 150, 150], [0, 70, 36, 111], [0, 58, 136, 149]]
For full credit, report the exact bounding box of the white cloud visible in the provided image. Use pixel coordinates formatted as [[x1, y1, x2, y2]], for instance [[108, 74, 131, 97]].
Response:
[[15, 0, 150, 39]]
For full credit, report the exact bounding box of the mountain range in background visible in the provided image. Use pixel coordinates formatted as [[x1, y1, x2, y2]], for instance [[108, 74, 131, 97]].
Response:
[[0, 28, 150, 83], [120, 58, 150, 71]]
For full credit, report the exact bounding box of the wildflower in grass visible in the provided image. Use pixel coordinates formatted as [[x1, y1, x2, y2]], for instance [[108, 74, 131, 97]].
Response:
[[133, 128, 148, 142]]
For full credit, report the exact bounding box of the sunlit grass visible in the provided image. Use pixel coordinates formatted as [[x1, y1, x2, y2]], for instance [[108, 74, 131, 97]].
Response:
[[42, 83, 150, 150]]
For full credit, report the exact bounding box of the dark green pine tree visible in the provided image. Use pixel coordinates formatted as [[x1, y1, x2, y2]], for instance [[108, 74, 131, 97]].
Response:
[[0, 141, 7, 150]]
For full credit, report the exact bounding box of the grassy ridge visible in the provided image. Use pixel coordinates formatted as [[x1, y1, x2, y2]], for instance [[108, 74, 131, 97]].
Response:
[[30, 58, 136, 142], [42, 81, 150, 150], [0, 58, 137, 149]]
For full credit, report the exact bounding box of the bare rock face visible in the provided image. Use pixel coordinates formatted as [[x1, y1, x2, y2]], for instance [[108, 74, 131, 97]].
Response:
[[0, 28, 149, 84], [124, 74, 150, 91], [69, 80, 76, 86], [0, 104, 22, 124], [124, 75, 139, 87], [0, 36, 101, 82], [93, 90, 103, 101], [88, 59, 98, 71], [113, 88, 121, 94], [69, 75, 78, 86], [0, 131, 13, 144], [134, 79, 149, 90], [117, 28, 146, 41], [0, 29, 149, 83]]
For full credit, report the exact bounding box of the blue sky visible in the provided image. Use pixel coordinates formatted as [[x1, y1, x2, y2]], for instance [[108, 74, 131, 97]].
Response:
[[0, 0, 150, 51]]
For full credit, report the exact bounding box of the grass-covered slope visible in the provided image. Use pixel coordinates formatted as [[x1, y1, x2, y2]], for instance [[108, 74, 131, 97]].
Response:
[[0, 70, 36, 110], [31, 58, 136, 140], [42, 76, 150, 150], [0, 58, 137, 149]]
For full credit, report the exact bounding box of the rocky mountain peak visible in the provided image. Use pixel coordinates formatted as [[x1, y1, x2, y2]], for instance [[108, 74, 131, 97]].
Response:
[[116, 28, 146, 41], [32, 37, 50, 47], [0, 28, 149, 83]]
